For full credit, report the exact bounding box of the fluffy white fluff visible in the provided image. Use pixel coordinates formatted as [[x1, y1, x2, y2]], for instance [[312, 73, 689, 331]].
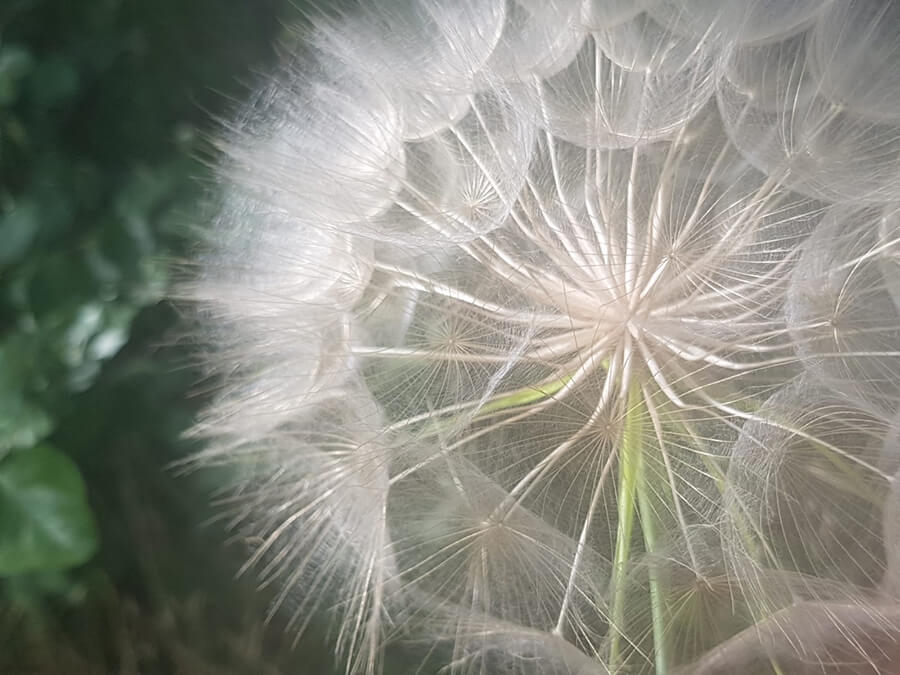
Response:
[[190, 2, 900, 674]]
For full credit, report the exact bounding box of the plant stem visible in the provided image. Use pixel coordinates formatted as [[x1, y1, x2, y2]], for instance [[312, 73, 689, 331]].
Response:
[[637, 459, 668, 675], [610, 383, 669, 674], [477, 374, 573, 415], [609, 384, 643, 671]]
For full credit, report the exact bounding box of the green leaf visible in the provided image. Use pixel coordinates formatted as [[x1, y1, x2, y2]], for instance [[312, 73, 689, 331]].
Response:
[[0, 45, 33, 106], [0, 341, 53, 453], [28, 56, 79, 110], [0, 393, 52, 454], [0, 200, 40, 265], [0, 445, 99, 576]]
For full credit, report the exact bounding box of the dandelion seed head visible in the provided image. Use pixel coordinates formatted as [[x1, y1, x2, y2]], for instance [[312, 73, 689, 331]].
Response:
[[189, 1, 900, 673]]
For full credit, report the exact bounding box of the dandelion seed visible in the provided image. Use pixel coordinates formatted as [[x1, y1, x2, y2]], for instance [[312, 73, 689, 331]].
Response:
[[189, 2, 900, 674]]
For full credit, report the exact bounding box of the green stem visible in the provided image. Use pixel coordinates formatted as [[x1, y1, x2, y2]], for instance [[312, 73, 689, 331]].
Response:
[[609, 384, 644, 671], [637, 463, 668, 675], [477, 374, 572, 416], [610, 384, 669, 674]]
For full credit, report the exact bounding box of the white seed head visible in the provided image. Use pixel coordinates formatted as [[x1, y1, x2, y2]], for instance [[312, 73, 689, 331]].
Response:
[[190, 2, 900, 674]]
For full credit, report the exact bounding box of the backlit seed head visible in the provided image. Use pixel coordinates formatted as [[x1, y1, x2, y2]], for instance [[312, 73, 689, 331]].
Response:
[[190, 2, 900, 674]]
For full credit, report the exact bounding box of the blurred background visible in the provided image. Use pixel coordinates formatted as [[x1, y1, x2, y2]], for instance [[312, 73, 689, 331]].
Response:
[[0, 1, 339, 672]]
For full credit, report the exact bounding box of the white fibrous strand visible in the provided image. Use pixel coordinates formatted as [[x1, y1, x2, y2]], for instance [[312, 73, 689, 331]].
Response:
[[189, 1, 900, 674]]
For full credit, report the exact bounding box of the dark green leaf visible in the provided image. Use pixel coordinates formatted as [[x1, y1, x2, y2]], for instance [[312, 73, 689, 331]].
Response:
[[0, 341, 52, 453], [0, 444, 98, 575]]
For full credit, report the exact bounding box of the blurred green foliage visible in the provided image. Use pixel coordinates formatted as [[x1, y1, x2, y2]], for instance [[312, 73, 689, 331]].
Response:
[[0, 444, 97, 576], [0, 0, 284, 458], [0, 0, 341, 672], [0, 0, 280, 578]]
